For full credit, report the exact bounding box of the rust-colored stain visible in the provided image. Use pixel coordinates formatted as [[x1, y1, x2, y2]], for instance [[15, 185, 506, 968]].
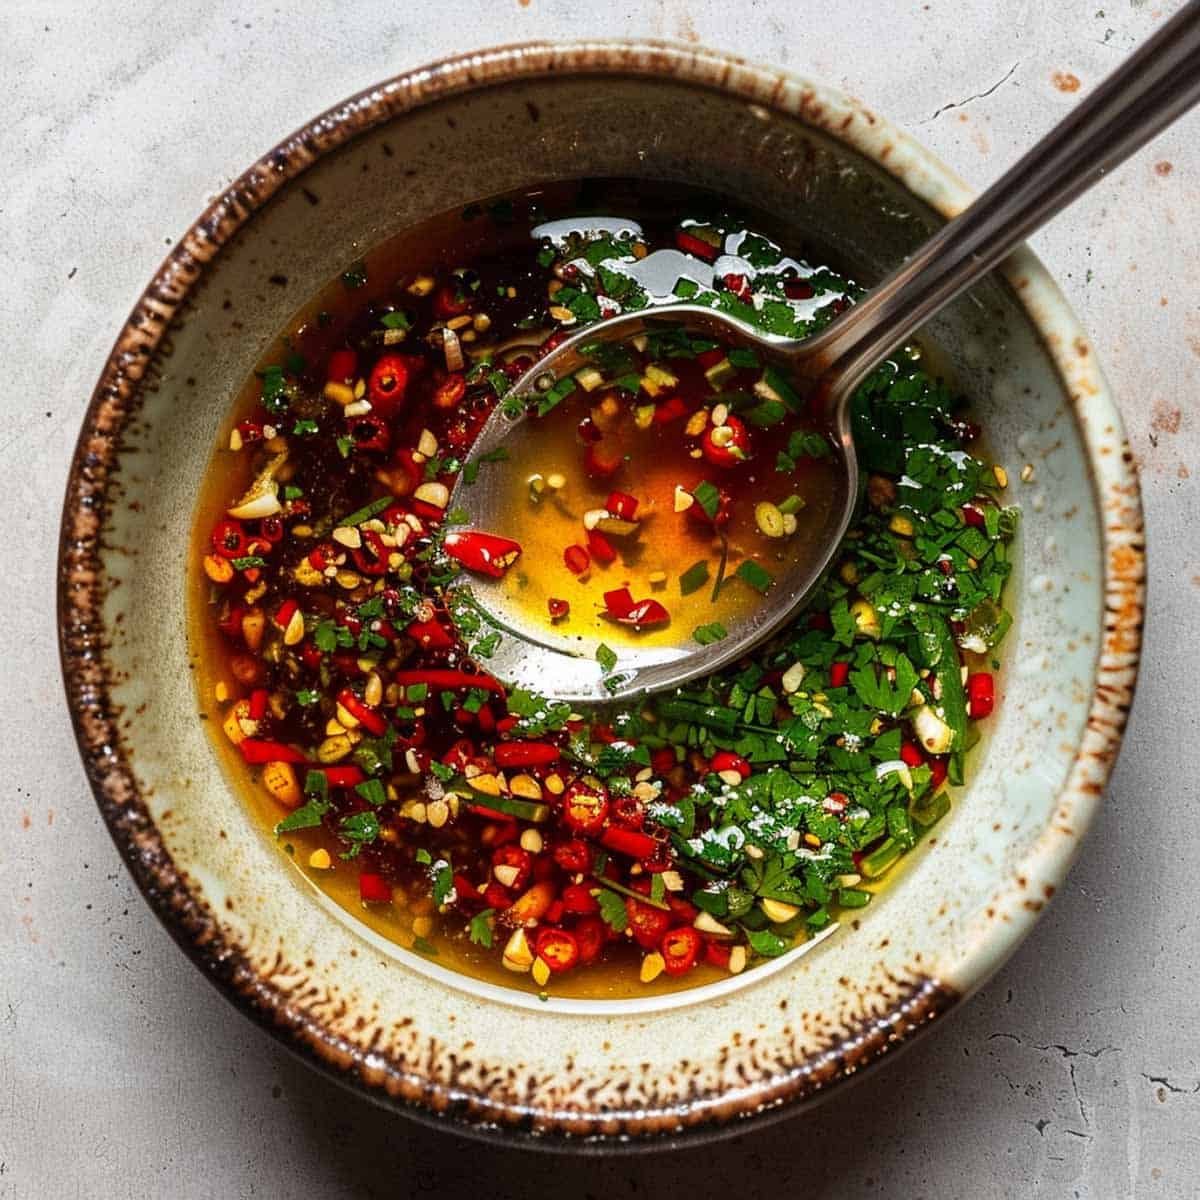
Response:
[[1155, 160, 1174, 177], [1151, 402, 1182, 436], [1052, 71, 1081, 93], [20, 811, 31, 830]]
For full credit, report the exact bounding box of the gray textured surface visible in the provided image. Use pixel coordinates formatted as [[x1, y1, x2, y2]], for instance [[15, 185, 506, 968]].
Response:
[[1, 1, 1196, 1196]]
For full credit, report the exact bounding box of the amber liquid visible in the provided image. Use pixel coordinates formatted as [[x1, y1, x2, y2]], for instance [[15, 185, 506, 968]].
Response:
[[485, 369, 842, 655]]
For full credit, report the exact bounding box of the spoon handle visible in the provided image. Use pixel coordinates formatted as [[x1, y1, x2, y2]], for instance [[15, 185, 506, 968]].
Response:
[[805, 0, 1200, 399]]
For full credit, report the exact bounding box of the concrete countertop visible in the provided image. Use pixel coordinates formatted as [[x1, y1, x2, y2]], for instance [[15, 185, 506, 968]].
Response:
[[2, 2, 1195, 1196]]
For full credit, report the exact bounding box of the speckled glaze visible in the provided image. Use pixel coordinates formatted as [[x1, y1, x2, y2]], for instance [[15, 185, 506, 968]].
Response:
[[58, 42, 1143, 1147]]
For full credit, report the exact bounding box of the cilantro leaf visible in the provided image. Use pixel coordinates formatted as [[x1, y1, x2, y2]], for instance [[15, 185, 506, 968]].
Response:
[[595, 888, 629, 932], [746, 928, 792, 958], [468, 908, 495, 948]]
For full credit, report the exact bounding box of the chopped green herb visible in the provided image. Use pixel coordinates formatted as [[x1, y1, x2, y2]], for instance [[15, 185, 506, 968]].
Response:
[[468, 908, 496, 948], [692, 480, 721, 520], [693, 621, 729, 645], [595, 888, 629, 933], [735, 560, 774, 593], [340, 496, 393, 526], [679, 560, 710, 596]]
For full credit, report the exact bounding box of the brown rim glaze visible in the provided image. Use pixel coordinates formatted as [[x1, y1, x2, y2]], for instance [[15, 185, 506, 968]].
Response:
[[58, 40, 1143, 1148]]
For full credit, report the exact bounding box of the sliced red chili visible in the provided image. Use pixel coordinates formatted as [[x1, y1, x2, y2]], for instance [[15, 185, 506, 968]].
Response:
[[534, 927, 580, 972], [900, 740, 925, 768], [606, 491, 639, 521], [704, 939, 732, 969], [967, 672, 995, 718], [611, 795, 646, 829], [452, 873, 481, 902], [651, 747, 677, 775], [559, 883, 599, 915], [625, 896, 672, 949], [962, 503, 987, 528], [257, 515, 284, 543], [548, 597, 570, 621], [494, 741, 560, 768], [561, 781, 609, 837], [235, 419, 265, 444], [653, 395, 689, 424], [247, 688, 269, 721], [600, 826, 657, 859], [217, 604, 245, 639], [675, 229, 719, 261], [410, 498, 445, 524], [337, 688, 388, 736], [696, 347, 727, 370], [617, 598, 670, 628], [327, 348, 357, 384], [406, 618, 455, 651], [320, 765, 367, 788], [929, 756, 949, 791], [573, 916, 607, 963], [211, 519, 248, 559], [492, 844, 533, 892], [393, 669, 505, 696], [440, 739, 476, 770], [701, 415, 751, 468], [783, 278, 815, 300], [443, 530, 523, 578], [349, 414, 390, 453], [552, 839, 592, 873], [359, 872, 392, 903], [710, 750, 751, 780], [720, 273, 752, 302], [352, 529, 391, 576], [563, 544, 590, 575], [583, 441, 623, 478], [433, 283, 470, 318], [603, 587, 635, 619], [586, 528, 617, 564], [432, 373, 466, 409], [667, 894, 698, 923], [660, 926, 703, 975], [368, 355, 411, 417], [830, 661, 851, 688], [238, 739, 305, 764]]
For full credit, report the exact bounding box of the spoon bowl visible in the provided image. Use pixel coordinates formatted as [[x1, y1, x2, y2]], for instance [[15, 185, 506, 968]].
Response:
[[449, 305, 858, 701]]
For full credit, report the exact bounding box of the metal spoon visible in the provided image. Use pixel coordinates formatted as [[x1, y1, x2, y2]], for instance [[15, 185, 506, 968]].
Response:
[[451, 1, 1200, 702]]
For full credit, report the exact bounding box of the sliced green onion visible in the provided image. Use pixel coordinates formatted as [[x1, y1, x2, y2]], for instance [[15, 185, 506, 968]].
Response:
[[679, 560, 710, 596], [735, 560, 774, 593]]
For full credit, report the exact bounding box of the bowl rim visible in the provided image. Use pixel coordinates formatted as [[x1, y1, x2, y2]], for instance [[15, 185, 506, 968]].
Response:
[[58, 38, 1145, 1147]]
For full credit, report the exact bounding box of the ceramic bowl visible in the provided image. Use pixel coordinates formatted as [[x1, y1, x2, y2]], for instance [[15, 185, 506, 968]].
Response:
[[59, 41, 1144, 1147]]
